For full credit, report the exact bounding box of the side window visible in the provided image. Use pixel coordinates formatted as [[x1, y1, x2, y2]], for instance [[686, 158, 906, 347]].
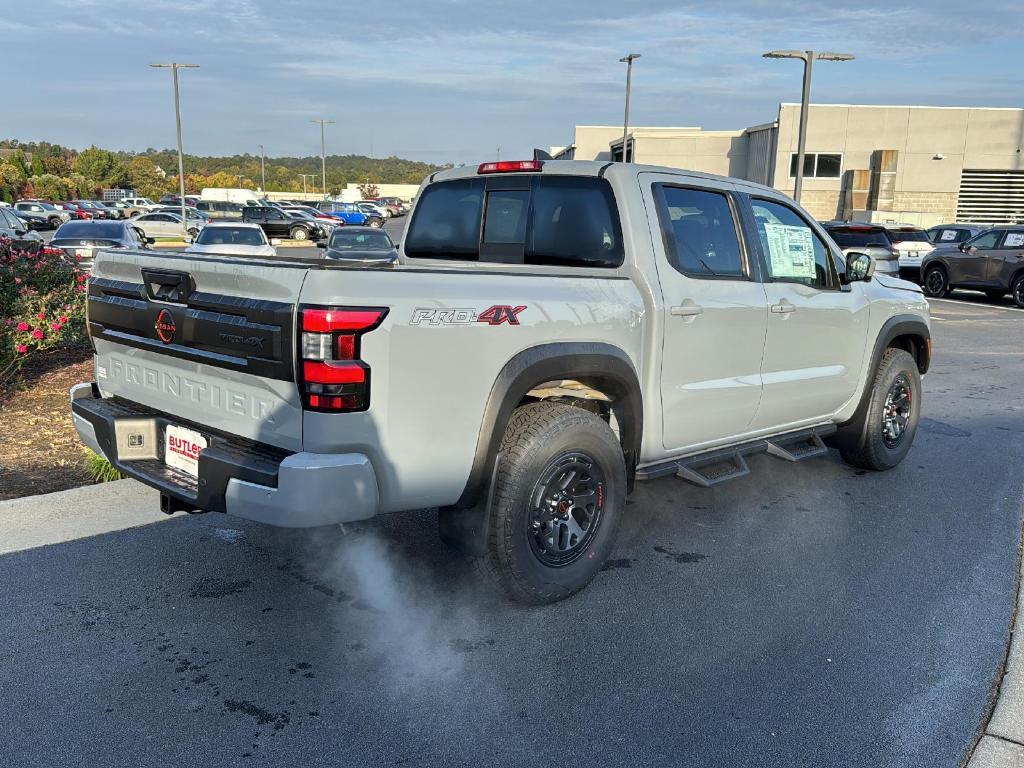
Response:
[[655, 185, 745, 278], [405, 178, 485, 258], [999, 231, 1024, 249], [751, 198, 836, 289], [527, 176, 622, 268], [968, 230, 1000, 250]]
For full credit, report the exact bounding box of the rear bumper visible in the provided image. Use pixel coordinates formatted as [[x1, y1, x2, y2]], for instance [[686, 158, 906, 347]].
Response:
[[70, 383, 378, 527]]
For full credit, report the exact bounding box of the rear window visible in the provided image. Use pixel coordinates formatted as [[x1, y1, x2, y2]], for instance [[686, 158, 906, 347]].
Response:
[[195, 226, 265, 246], [827, 227, 891, 248], [54, 222, 124, 239], [887, 229, 929, 243], [404, 175, 623, 268]]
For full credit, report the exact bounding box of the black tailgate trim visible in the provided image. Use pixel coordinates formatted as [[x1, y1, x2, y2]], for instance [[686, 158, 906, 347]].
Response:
[[88, 277, 294, 381]]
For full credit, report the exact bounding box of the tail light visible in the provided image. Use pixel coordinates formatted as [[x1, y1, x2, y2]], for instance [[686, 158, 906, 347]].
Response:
[[299, 306, 387, 412]]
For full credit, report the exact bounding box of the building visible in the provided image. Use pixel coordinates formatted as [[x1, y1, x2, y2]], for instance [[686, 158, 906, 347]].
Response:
[[553, 104, 1024, 225]]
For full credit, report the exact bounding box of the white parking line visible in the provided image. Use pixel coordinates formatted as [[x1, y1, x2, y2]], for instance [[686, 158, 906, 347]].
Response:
[[928, 298, 1024, 314]]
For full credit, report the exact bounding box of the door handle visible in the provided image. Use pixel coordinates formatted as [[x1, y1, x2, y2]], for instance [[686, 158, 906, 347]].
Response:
[[671, 304, 704, 317], [770, 301, 796, 314]]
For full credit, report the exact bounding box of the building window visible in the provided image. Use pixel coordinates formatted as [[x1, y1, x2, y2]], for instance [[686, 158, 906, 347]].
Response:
[[788, 153, 842, 178]]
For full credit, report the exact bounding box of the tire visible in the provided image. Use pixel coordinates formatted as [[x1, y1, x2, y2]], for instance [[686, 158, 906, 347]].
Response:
[[923, 264, 951, 298], [472, 402, 626, 604], [840, 348, 921, 471], [1007, 276, 1024, 309], [290, 226, 308, 241], [187, 227, 199, 239], [48, 216, 62, 229], [367, 217, 383, 229]]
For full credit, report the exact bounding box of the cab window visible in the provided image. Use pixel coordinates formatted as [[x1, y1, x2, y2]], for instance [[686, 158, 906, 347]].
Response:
[[751, 199, 836, 289], [654, 185, 745, 278]]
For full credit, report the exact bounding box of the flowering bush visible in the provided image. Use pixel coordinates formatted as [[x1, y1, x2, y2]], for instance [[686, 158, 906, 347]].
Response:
[[0, 237, 88, 382]]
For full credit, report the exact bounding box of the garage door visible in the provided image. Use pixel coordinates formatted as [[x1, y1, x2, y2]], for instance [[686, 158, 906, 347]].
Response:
[[956, 169, 1024, 224]]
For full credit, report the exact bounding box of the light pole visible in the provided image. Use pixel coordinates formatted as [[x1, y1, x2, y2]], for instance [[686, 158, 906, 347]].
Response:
[[235, 174, 245, 187], [299, 173, 316, 195], [259, 144, 266, 194], [763, 50, 854, 202], [619, 53, 640, 162], [150, 62, 199, 235], [310, 119, 335, 199]]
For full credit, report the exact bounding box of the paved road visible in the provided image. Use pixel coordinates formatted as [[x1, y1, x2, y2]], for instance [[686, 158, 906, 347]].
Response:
[[1, 298, 1022, 768]]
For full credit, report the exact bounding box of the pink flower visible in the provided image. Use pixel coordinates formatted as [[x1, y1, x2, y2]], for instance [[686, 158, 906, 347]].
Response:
[[16, 344, 27, 354], [59, 315, 68, 324], [36, 312, 45, 320], [14, 277, 21, 285], [31, 329, 44, 340], [3, 319, 12, 327], [16, 322, 29, 332], [76, 274, 86, 283], [50, 323, 63, 331]]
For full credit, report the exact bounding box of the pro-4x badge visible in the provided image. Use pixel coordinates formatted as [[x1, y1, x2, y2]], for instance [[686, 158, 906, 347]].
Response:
[[410, 305, 527, 326]]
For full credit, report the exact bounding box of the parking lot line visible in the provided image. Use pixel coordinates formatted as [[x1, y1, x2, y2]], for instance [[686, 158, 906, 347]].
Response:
[[928, 298, 1024, 314]]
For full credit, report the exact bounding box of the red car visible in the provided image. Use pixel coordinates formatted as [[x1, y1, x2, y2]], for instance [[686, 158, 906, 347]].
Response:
[[58, 202, 93, 220]]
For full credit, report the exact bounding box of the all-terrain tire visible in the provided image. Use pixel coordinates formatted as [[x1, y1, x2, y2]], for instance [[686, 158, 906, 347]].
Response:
[[840, 348, 921, 471], [473, 402, 626, 604], [923, 264, 951, 298]]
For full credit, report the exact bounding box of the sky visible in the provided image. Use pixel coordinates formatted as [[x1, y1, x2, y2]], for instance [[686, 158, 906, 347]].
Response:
[[2, 0, 1022, 165]]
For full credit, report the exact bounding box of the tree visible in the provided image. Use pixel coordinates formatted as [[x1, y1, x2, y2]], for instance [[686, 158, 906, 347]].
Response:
[[42, 153, 72, 177], [126, 156, 168, 198], [74, 147, 117, 185], [0, 161, 27, 200], [30, 174, 70, 201], [30, 154, 44, 176], [358, 182, 380, 198]]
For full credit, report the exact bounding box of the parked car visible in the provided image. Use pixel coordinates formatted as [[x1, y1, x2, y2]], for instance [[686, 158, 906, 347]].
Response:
[[51, 219, 152, 272], [59, 202, 94, 220], [11, 209, 49, 231], [883, 224, 934, 281], [242, 205, 321, 241], [356, 200, 392, 218], [130, 211, 199, 239], [819, 222, 900, 276], [73, 200, 112, 219], [153, 205, 211, 225], [317, 226, 397, 263], [72, 159, 931, 604], [927, 224, 985, 245], [159, 194, 201, 207], [370, 197, 406, 216], [282, 208, 336, 234], [195, 200, 244, 220], [315, 201, 382, 227], [120, 197, 160, 213], [14, 200, 71, 229], [921, 225, 1024, 306], [99, 201, 130, 219], [0, 206, 45, 252], [279, 204, 343, 227], [184, 222, 278, 258]]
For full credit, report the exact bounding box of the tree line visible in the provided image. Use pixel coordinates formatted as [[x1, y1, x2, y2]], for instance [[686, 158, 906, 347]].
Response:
[[0, 139, 449, 202]]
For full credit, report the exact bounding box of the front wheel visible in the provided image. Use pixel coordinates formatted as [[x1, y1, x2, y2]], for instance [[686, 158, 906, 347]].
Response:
[[840, 348, 921, 471], [48, 217, 62, 229], [923, 265, 951, 298], [473, 402, 626, 604], [290, 226, 308, 241], [1012, 275, 1024, 308]]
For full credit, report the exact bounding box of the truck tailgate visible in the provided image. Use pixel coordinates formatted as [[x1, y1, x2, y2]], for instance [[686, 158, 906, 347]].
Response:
[[87, 249, 309, 451]]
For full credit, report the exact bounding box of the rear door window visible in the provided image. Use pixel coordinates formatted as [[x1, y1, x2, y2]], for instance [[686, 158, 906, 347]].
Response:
[[404, 175, 622, 267], [653, 185, 745, 278]]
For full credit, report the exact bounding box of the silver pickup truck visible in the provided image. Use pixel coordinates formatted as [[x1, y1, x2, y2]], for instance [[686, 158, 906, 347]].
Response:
[[72, 159, 931, 603]]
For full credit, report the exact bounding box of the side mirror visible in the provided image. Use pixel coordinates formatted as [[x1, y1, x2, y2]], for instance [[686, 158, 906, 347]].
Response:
[[270, 238, 282, 246], [960, 242, 975, 253], [146, 237, 156, 245], [843, 251, 875, 283]]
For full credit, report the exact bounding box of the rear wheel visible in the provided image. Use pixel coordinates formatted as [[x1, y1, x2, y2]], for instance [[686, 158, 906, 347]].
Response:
[[290, 226, 308, 241], [367, 217, 383, 229], [473, 402, 625, 604], [923, 265, 951, 298], [840, 348, 921, 471], [1013, 275, 1024, 308]]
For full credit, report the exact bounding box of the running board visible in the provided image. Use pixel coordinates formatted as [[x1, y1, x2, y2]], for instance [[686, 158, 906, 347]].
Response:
[[636, 424, 837, 487]]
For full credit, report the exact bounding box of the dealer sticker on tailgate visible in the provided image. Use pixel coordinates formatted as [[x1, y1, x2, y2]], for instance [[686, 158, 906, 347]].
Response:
[[165, 425, 207, 478]]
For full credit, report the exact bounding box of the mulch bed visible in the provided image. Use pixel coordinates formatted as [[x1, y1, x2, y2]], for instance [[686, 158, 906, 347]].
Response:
[[0, 346, 95, 501]]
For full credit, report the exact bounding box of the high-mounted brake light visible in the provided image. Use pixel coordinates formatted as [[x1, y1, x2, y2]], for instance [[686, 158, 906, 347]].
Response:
[[299, 306, 388, 412], [477, 160, 544, 174]]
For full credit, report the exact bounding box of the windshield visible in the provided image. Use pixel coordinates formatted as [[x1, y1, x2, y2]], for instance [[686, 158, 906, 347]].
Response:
[[54, 222, 124, 240], [328, 230, 393, 251], [286, 210, 315, 220], [829, 228, 891, 248], [888, 230, 930, 243], [194, 226, 266, 246]]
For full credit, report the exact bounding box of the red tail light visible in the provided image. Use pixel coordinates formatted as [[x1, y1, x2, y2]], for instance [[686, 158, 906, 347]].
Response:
[[299, 306, 387, 412], [477, 160, 543, 174]]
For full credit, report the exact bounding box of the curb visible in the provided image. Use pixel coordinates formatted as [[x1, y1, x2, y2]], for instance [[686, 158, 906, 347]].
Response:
[[964, 525, 1024, 767]]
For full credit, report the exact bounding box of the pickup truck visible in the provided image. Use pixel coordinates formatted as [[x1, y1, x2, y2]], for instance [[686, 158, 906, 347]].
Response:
[[71, 159, 931, 604]]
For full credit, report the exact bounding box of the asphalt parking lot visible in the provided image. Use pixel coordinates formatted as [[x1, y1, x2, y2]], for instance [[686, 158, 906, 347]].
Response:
[[1, 292, 1022, 768]]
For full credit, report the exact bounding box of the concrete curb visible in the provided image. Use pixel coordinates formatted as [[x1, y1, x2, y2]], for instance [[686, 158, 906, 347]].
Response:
[[965, 534, 1024, 767]]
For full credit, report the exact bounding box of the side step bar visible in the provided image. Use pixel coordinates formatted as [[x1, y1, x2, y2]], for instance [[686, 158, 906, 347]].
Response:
[[635, 424, 837, 487]]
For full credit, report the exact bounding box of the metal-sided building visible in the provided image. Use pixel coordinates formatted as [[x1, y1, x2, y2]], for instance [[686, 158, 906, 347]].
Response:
[[552, 104, 1024, 225]]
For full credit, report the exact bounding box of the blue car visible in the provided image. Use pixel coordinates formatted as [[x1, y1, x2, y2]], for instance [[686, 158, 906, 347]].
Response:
[[315, 202, 384, 228]]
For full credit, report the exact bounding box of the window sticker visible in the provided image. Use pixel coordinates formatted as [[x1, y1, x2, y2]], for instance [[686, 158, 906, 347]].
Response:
[[939, 229, 958, 241], [763, 223, 816, 279], [1004, 232, 1024, 248]]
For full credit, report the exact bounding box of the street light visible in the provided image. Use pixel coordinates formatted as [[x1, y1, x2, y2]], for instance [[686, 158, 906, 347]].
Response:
[[619, 53, 641, 162], [299, 173, 316, 195], [258, 144, 266, 194], [310, 119, 335, 199], [235, 174, 245, 187], [149, 62, 199, 235], [763, 50, 854, 203]]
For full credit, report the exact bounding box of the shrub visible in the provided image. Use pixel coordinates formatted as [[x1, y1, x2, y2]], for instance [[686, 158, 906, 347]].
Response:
[[85, 450, 124, 483], [0, 238, 88, 382]]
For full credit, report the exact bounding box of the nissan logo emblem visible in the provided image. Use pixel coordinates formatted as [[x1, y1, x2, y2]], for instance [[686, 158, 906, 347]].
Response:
[[155, 309, 176, 344]]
